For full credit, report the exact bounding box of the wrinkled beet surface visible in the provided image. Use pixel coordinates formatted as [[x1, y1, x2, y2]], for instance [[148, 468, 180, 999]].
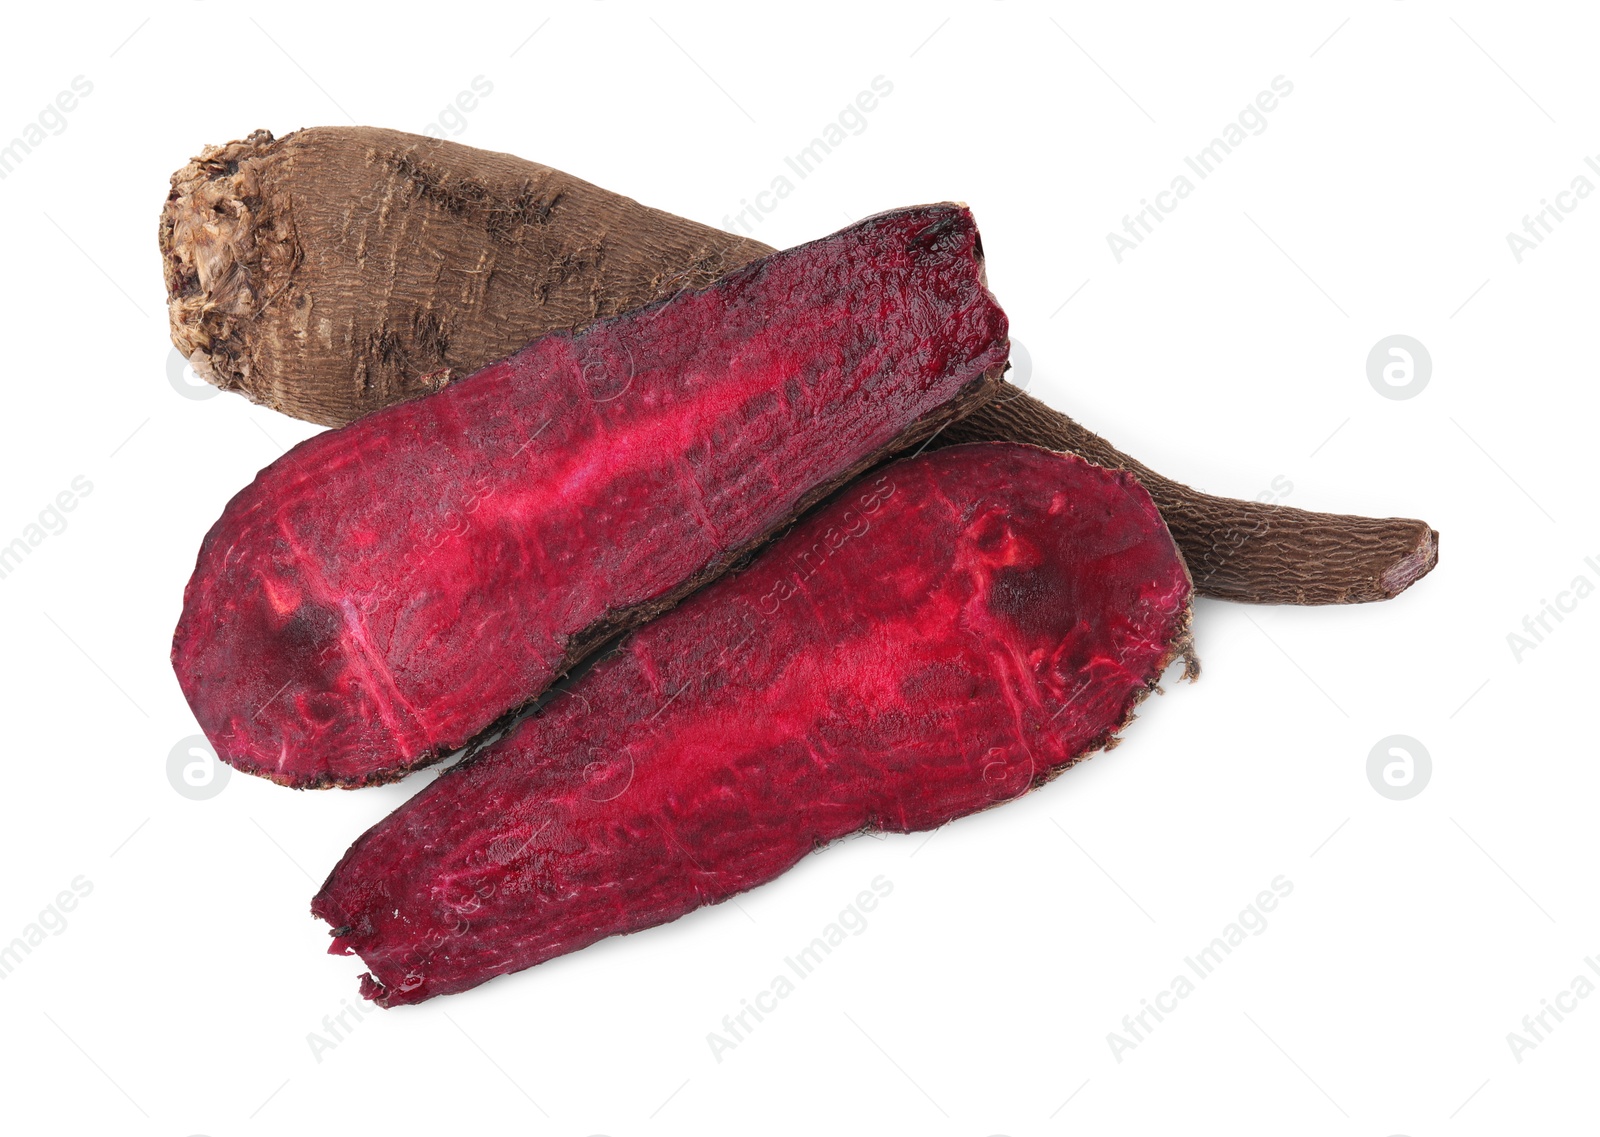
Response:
[[312, 443, 1193, 1006], [173, 206, 1008, 787]]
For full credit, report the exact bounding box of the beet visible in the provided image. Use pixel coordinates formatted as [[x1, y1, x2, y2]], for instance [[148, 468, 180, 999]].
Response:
[[312, 443, 1194, 1006], [172, 205, 1008, 788], [163, 127, 1438, 608]]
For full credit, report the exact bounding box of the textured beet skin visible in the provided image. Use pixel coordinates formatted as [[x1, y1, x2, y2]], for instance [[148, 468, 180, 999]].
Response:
[[172, 205, 1008, 788], [312, 443, 1194, 1006]]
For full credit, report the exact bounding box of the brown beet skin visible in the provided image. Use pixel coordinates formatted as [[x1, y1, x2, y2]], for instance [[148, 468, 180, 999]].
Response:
[[312, 443, 1194, 1006], [163, 127, 1436, 608], [172, 206, 1008, 788]]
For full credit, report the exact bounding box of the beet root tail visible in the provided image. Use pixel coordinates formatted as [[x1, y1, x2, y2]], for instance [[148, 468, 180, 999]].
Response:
[[942, 386, 1439, 605]]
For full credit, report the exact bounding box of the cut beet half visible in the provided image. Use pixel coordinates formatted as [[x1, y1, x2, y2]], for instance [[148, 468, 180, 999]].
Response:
[[172, 205, 1009, 788], [312, 443, 1195, 1006]]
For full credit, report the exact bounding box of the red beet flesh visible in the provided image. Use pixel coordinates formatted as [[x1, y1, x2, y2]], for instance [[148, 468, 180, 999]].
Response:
[[312, 443, 1193, 1006], [172, 206, 1008, 787]]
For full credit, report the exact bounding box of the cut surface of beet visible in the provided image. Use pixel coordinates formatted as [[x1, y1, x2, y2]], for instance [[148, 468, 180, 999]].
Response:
[[312, 443, 1193, 1006], [172, 205, 1008, 788]]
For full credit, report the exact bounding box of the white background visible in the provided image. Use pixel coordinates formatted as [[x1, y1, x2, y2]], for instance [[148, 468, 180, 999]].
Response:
[[0, 2, 1594, 1133]]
